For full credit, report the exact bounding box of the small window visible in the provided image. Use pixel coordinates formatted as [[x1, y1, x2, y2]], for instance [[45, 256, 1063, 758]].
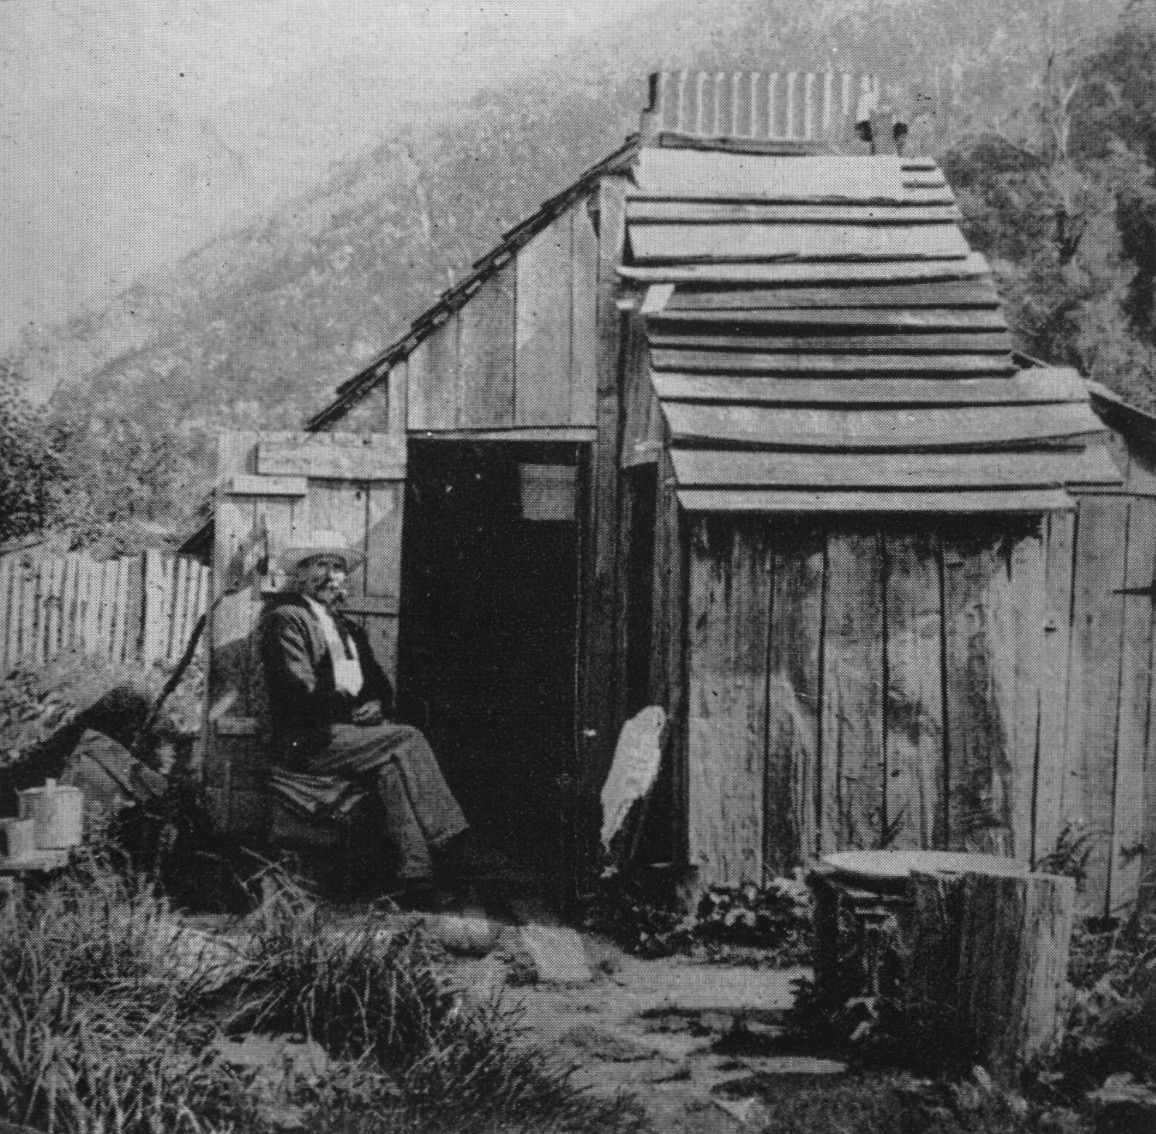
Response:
[[519, 463, 577, 522]]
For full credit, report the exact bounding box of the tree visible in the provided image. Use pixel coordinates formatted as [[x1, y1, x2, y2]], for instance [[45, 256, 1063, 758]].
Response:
[[941, 5, 1156, 411], [0, 363, 72, 543]]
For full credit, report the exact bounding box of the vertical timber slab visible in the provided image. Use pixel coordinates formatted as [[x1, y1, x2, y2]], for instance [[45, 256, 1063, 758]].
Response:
[[458, 266, 516, 427], [208, 431, 260, 830], [576, 173, 628, 894], [765, 522, 825, 868], [405, 339, 435, 431], [884, 530, 946, 850], [942, 532, 1012, 853], [515, 216, 573, 425], [822, 531, 884, 851], [363, 479, 404, 686], [686, 518, 771, 886], [650, 449, 688, 860], [571, 203, 599, 426], [1063, 497, 1128, 916], [1111, 498, 1156, 911], [425, 317, 462, 431], [387, 358, 408, 435], [1034, 511, 1075, 866], [1009, 526, 1047, 862]]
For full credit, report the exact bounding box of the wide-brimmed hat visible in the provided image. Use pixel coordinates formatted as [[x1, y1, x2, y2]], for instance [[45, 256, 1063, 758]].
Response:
[[277, 530, 365, 574]]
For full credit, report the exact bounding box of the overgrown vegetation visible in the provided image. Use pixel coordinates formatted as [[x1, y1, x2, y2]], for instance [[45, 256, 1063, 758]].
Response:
[[784, 884, 1156, 1134], [0, 653, 203, 773], [583, 872, 813, 964], [0, 857, 641, 1134]]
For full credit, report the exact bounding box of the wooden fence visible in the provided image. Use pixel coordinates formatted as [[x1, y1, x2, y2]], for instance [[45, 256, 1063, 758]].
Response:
[[0, 549, 209, 672]]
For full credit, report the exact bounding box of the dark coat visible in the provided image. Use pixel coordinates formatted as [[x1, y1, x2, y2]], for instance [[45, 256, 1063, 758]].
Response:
[[258, 595, 394, 739]]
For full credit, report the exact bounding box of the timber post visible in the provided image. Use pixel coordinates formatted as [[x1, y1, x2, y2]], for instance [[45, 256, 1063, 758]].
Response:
[[573, 174, 629, 899]]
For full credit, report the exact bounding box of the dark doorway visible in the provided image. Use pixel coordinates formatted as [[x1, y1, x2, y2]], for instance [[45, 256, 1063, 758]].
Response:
[[397, 441, 582, 869]]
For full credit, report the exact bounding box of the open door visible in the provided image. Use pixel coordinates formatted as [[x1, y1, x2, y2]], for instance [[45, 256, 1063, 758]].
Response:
[[206, 431, 405, 838]]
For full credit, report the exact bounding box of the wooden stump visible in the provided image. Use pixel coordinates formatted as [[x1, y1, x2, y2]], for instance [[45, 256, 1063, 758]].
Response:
[[906, 870, 1076, 1081]]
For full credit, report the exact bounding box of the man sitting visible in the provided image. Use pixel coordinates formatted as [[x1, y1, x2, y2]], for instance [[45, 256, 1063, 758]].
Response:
[[258, 531, 468, 909]]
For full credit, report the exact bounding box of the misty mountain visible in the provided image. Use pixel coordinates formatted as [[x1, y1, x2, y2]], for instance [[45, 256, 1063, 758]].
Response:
[[12, 0, 1119, 435]]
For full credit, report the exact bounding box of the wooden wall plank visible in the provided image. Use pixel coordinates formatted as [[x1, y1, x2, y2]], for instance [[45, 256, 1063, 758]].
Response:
[[405, 340, 434, 431], [765, 522, 825, 867], [1063, 497, 1129, 915], [363, 479, 405, 686], [385, 359, 408, 435], [942, 531, 1013, 852], [259, 434, 405, 479], [687, 518, 772, 885], [458, 266, 516, 427], [884, 530, 946, 849], [426, 316, 462, 430], [575, 174, 628, 895], [207, 431, 261, 828], [645, 449, 688, 865], [1033, 511, 1075, 866], [1110, 499, 1156, 910], [516, 217, 573, 425], [1009, 526, 1047, 861], [571, 203, 600, 426], [822, 531, 884, 850]]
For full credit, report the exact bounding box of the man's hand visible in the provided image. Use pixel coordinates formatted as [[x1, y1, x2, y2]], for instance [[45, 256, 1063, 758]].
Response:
[[352, 700, 385, 726]]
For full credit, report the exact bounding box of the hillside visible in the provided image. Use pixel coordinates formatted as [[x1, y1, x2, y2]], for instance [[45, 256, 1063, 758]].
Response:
[[14, 0, 1102, 417], [9, 0, 1152, 546]]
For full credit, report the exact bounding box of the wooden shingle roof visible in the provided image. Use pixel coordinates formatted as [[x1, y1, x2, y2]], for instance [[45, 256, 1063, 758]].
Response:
[[624, 147, 1119, 512]]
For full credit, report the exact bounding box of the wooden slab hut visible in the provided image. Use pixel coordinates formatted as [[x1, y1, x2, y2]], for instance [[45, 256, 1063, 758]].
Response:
[[202, 72, 1156, 916]]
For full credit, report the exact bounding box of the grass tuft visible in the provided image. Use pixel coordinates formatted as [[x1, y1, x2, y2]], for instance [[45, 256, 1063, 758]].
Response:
[[0, 858, 640, 1134]]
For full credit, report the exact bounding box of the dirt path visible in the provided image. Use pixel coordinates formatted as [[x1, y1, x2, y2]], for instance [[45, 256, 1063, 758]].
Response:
[[452, 944, 841, 1133]]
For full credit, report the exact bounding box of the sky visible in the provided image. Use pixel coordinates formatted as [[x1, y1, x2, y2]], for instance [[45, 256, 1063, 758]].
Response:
[[0, 0, 658, 353]]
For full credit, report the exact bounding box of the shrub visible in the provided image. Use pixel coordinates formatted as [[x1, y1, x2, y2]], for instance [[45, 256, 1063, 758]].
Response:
[[583, 870, 813, 964], [1058, 906, 1156, 1097]]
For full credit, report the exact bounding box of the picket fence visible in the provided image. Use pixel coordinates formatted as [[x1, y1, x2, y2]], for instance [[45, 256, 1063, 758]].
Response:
[[0, 549, 209, 672]]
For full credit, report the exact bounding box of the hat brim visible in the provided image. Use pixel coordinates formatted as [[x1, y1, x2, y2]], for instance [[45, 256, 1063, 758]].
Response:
[[278, 545, 365, 573]]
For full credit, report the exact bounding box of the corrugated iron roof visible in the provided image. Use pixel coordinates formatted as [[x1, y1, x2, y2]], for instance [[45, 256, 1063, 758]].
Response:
[[629, 147, 1119, 511]]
